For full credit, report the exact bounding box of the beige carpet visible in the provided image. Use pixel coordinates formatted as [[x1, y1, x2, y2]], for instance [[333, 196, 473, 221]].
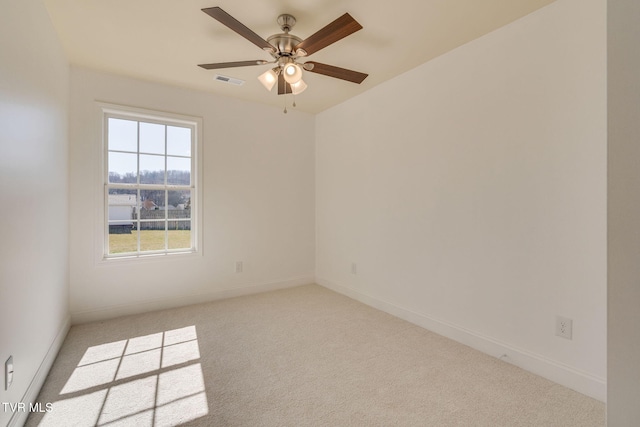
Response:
[[27, 285, 604, 426]]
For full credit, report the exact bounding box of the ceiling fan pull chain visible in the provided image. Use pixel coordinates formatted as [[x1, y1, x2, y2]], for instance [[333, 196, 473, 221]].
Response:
[[283, 93, 288, 114]]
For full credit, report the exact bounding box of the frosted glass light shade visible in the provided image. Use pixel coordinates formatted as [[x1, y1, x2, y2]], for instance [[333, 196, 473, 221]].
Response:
[[283, 63, 302, 84], [258, 69, 278, 91], [290, 79, 307, 95]]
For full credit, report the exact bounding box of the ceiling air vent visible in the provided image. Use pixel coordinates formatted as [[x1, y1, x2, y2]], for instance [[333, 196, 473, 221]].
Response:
[[214, 75, 245, 86]]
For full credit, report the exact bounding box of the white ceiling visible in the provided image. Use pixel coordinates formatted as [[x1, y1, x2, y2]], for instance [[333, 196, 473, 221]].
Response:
[[43, 0, 556, 114]]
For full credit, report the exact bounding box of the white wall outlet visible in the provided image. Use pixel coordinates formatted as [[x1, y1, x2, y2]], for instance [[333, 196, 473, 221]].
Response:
[[5, 356, 13, 390], [351, 262, 357, 275], [235, 261, 243, 273], [556, 316, 573, 340]]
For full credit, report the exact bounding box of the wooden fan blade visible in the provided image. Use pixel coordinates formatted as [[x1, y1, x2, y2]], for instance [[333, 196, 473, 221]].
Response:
[[278, 73, 292, 95], [198, 60, 267, 70], [295, 13, 362, 56], [202, 7, 274, 52], [304, 61, 368, 84]]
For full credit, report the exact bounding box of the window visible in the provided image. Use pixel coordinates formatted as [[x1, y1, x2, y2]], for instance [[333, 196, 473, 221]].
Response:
[[102, 106, 200, 258]]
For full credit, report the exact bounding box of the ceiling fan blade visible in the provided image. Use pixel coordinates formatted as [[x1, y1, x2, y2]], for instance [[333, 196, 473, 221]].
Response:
[[295, 13, 362, 56], [202, 7, 275, 52], [278, 73, 292, 95], [198, 60, 268, 70], [304, 61, 368, 84]]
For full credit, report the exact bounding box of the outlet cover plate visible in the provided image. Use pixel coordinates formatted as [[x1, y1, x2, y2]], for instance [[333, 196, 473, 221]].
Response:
[[556, 316, 573, 340], [5, 356, 13, 390]]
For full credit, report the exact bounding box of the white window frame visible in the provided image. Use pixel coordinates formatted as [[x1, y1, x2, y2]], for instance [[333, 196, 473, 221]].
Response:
[[99, 103, 203, 260]]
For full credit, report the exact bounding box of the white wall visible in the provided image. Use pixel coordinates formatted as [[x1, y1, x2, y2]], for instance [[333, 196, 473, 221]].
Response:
[[68, 68, 315, 323], [316, 0, 606, 401], [0, 0, 70, 425], [608, 0, 640, 424]]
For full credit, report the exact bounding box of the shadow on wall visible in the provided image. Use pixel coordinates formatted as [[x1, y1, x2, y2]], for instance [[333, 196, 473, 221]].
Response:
[[36, 326, 208, 426]]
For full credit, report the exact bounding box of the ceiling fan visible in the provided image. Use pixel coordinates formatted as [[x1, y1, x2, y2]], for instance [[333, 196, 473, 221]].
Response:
[[198, 7, 368, 108]]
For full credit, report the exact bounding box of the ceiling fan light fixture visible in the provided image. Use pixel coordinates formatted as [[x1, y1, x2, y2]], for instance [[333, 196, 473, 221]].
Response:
[[198, 7, 368, 106], [283, 63, 303, 84], [258, 68, 279, 91], [290, 79, 307, 95]]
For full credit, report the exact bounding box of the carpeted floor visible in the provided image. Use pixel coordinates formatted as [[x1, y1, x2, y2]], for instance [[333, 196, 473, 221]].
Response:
[[27, 284, 604, 426]]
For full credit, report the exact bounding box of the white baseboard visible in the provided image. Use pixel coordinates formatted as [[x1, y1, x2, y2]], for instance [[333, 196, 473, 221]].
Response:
[[71, 275, 315, 324], [317, 277, 606, 403], [8, 315, 71, 427]]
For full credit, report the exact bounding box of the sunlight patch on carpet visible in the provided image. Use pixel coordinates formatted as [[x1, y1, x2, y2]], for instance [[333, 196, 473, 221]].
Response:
[[43, 326, 208, 426]]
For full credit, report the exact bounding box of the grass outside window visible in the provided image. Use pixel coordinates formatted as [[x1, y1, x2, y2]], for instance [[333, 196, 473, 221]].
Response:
[[109, 230, 191, 254]]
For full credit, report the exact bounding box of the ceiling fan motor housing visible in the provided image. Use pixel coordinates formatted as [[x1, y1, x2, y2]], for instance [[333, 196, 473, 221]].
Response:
[[267, 33, 303, 58]]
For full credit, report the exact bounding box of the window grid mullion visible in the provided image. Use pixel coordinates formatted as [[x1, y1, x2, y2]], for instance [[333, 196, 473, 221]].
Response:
[[165, 189, 169, 250], [107, 183, 191, 191], [164, 126, 168, 251], [104, 121, 110, 257], [191, 130, 195, 249], [108, 149, 189, 159], [136, 121, 141, 255]]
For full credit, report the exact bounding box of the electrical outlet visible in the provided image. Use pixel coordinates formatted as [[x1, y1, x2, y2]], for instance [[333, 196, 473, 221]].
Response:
[[235, 261, 243, 273], [556, 316, 573, 340], [5, 356, 13, 390]]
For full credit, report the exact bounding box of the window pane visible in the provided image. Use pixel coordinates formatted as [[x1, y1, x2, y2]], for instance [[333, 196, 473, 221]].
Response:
[[108, 189, 137, 254], [140, 189, 165, 212], [109, 224, 138, 254], [168, 222, 191, 250], [109, 152, 137, 183], [108, 118, 137, 152], [167, 157, 191, 185], [108, 189, 137, 226], [139, 227, 166, 251], [167, 126, 191, 156], [140, 122, 165, 155], [139, 155, 165, 184], [167, 190, 191, 214]]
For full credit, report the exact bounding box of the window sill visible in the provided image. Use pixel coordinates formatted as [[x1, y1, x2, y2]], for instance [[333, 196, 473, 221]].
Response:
[[99, 249, 201, 266]]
